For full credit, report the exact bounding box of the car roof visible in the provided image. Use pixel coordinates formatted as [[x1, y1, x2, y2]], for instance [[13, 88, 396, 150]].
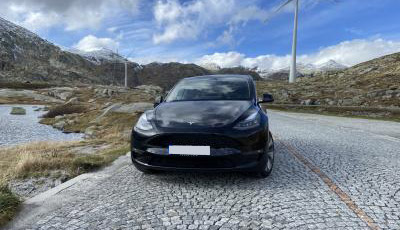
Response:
[[184, 74, 252, 81]]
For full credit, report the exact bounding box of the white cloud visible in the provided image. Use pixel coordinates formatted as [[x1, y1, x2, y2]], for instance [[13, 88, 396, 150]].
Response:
[[151, 0, 325, 45], [0, 0, 140, 31], [231, 5, 269, 25], [20, 11, 60, 31], [152, 0, 269, 44], [196, 52, 245, 67], [196, 38, 400, 70], [73, 35, 119, 52], [302, 38, 400, 66]]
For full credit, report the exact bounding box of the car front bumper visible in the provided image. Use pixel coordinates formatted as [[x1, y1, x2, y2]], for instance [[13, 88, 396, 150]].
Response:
[[131, 147, 266, 172], [131, 128, 269, 172]]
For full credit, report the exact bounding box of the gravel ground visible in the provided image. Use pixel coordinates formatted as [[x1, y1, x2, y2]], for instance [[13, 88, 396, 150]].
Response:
[[6, 111, 400, 230]]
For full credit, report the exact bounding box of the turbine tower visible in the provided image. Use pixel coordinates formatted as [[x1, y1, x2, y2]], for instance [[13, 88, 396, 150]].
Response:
[[266, 0, 299, 83], [266, 0, 337, 83], [289, 0, 299, 83]]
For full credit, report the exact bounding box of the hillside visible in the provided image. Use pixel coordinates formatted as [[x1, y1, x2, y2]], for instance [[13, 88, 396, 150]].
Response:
[[257, 52, 400, 108], [130, 63, 262, 89], [0, 17, 140, 86], [131, 62, 210, 89]]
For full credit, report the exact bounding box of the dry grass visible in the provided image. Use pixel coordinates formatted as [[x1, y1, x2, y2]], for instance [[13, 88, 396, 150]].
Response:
[[0, 142, 76, 179], [0, 140, 129, 227], [0, 142, 72, 227], [0, 141, 129, 180], [0, 81, 53, 89], [96, 112, 138, 141]]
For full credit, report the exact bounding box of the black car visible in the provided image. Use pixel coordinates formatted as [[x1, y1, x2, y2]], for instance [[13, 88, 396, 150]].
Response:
[[131, 74, 275, 177]]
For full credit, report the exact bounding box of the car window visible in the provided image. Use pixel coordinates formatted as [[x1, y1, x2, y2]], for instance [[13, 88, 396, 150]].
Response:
[[165, 77, 251, 101]]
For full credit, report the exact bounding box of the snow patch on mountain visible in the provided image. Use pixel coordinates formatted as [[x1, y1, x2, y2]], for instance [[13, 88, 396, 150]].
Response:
[[257, 60, 348, 78], [315, 60, 348, 71], [199, 62, 221, 71], [68, 48, 127, 65], [0, 17, 40, 41]]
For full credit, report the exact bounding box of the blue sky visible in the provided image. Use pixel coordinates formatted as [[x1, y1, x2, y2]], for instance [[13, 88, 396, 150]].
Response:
[[1, 0, 400, 70]]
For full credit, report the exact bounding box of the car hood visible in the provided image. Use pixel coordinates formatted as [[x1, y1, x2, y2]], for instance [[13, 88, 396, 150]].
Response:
[[154, 101, 252, 129]]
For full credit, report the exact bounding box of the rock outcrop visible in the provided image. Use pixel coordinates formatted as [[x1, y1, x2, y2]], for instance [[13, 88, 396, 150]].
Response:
[[257, 52, 400, 108]]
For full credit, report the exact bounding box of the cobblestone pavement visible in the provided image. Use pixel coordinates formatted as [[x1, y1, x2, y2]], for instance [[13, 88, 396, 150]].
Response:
[[7, 111, 400, 230], [269, 111, 400, 230]]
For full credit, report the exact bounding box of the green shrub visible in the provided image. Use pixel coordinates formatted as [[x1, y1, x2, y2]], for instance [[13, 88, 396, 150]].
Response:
[[10, 107, 26, 115], [0, 185, 20, 227]]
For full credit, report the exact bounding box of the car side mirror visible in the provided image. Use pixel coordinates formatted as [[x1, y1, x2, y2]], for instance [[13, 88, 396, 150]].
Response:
[[258, 93, 274, 104], [154, 96, 163, 107]]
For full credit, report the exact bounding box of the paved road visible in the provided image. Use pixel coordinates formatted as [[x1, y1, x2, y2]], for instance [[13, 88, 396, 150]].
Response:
[[6, 111, 400, 230]]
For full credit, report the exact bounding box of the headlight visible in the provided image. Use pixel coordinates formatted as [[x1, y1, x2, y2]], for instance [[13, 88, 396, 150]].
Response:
[[234, 111, 260, 130], [134, 111, 154, 131]]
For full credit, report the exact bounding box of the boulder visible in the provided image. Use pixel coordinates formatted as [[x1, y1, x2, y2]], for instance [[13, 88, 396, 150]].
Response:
[[53, 121, 66, 130], [84, 126, 97, 136], [113, 102, 153, 113], [135, 85, 163, 97], [301, 99, 314, 105], [66, 97, 79, 104], [47, 87, 75, 100], [0, 89, 63, 103], [94, 102, 153, 122], [58, 92, 73, 100], [54, 115, 64, 121], [324, 98, 336, 106], [352, 96, 363, 105], [340, 99, 354, 106]]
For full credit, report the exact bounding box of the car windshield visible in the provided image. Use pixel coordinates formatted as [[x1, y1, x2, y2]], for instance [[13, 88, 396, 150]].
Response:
[[165, 77, 251, 102]]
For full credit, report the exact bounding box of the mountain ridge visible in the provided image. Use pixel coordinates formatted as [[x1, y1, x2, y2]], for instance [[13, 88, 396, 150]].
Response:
[[68, 48, 128, 65], [199, 59, 348, 80]]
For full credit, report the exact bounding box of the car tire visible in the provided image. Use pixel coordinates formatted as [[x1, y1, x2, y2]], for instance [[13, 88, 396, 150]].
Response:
[[255, 132, 275, 178]]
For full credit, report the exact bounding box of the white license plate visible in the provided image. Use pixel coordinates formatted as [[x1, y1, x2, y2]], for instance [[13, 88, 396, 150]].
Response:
[[169, 145, 210, 156]]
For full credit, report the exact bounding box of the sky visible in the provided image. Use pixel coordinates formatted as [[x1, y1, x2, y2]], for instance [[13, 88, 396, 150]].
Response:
[[1, 0, 400, 70]]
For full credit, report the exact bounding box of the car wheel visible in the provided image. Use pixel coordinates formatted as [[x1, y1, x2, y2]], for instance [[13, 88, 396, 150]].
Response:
[[255, 132, 275, 178]]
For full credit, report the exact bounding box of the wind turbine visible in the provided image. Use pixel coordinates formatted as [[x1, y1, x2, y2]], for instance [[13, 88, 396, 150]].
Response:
[[267, 0, 338, 83], [270, 0, 299, 83]]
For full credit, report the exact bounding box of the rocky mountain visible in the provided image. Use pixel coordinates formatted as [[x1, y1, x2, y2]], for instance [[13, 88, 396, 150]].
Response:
[[131, 62, 210, 89], [315, 60, 347, 72], [0, 17, 141, 86], [130, 63, 262, 89], [0, 17, 94, 84], [259, 60, 347, 80], [257, 52, 400, 108], [68, 48, 127, 65]]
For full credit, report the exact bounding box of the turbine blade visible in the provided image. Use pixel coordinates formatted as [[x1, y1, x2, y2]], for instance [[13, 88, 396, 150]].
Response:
[[274, 0, 295, 14], [264, 0, 295, 23]]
